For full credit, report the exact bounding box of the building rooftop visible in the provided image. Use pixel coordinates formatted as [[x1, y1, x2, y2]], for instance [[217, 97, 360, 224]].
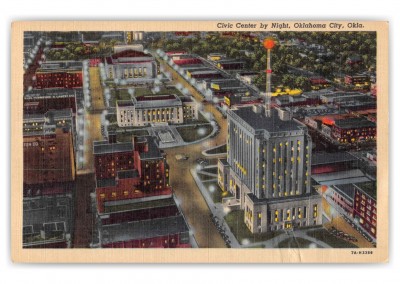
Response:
[[216, 59, 245, 64], [36, 61, 83, 72], [230, 107, 304, 134], [354, 182, 377, 200], [334, 118, 376, 129], [332, 184, 356, 201], [311, 169, 372, 186], [189, 70, 222, 75], [116, 100, 134, 107], [96, 178, 116, 188], [117, 170, 139, 180], [214, 86, 248, 92], [23, 195, 72, 230], [24, 88, 82, 99], [100, 215, 189, 244], [104, 197, 177, 214], [179, 65, 207, 71], [106, 49, 153, 64], [312, 151, 357, 166], [132, 94, 182, 109], [137, 136, 164, 160], [93, 141, 133, 155], [23, 181, 74, 197], [23, 127, 75, 185], [321, 92, 366, 100], [246, 191, 319, 205], [237, 70, 259, 76], [111, 49, 152, 60]]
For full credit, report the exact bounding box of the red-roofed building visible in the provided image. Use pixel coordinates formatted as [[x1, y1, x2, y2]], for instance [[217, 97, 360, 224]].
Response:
[[309, 77, 330, 90], [173, 58, 202, 65]]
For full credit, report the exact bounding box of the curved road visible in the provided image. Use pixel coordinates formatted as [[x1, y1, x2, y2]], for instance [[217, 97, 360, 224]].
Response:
[[160, 59, 229, 248]]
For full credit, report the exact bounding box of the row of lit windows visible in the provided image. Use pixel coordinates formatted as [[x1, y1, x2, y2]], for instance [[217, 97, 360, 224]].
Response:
[[99, 188, 141, 199], [272, 205, 317, 223], [274, 207, 308, 223], [121, 67, 148, 79]]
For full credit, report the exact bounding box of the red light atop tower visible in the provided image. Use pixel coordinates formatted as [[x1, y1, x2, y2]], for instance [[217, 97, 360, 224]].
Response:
[[263, 38, 275, 50]]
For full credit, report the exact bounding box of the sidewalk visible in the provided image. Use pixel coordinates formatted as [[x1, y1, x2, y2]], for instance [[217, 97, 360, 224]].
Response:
[[190, 168, 240, 248]]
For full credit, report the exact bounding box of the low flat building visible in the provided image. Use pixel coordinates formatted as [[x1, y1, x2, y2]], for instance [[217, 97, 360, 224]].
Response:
[[173, 57, 202, 66], [311, 151, 358, 175], [203, 78, 241, 91], [236, 71, 259, 84], [23, 193, 73, 248], [207, 53, 226, 61], [345, 74, 370, 87], [215, 59, 246, 70], [328, 183, 356, 216], [24, 88, 81, 114], [320, 92, 366, 104], [99, 215, 191, 248], [187, 69, 224, 79]]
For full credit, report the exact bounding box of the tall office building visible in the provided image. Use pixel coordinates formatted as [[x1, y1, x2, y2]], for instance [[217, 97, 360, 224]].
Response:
[[219, 105, 322, 233]]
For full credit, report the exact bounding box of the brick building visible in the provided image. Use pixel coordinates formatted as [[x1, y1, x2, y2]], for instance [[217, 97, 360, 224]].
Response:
[[92, 136, 192, 248], [93, 136, 172, 213], [23, 126, 75, 185], [34, 61, 83, 89]]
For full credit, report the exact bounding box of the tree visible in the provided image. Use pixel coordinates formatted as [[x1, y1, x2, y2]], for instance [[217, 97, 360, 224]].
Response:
[[281, 74, 296, 88], [253, 61, 262, 72], [229, 48, 239, 59], [272, 60, 287, 75], [253, 73, 265, 89], [295, 76, 311, 91], [54, 51, 61, 60], [74, 46, 84, 55]]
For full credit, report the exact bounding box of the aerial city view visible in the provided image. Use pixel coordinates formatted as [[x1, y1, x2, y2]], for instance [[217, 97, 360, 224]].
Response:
[[22, 30, 377, 249]]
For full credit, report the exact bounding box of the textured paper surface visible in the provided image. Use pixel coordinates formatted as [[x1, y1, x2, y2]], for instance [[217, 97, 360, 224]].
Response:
[[11, 21, 388, 263]]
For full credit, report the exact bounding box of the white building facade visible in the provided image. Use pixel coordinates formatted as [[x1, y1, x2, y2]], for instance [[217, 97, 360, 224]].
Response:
[[116, 95, 198, 127], [105, 49, 158, 83], [219, 106, 322, 233]]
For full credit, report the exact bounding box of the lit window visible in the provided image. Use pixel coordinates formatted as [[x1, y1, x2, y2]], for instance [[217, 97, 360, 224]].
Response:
[[313, 204, 318, 218], [274, 210, 279, 222]]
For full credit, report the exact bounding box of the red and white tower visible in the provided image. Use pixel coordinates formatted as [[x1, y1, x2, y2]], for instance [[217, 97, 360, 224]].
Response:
[[263, 38, 275, 117]]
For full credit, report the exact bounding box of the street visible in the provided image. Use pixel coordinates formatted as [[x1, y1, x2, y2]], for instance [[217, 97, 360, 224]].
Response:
[[78, 67, 105, 174], [154, 57, 232, 247]]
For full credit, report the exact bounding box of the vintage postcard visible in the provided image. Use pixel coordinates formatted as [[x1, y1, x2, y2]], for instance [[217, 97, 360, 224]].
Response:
[[11, 21, 388, 263]]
